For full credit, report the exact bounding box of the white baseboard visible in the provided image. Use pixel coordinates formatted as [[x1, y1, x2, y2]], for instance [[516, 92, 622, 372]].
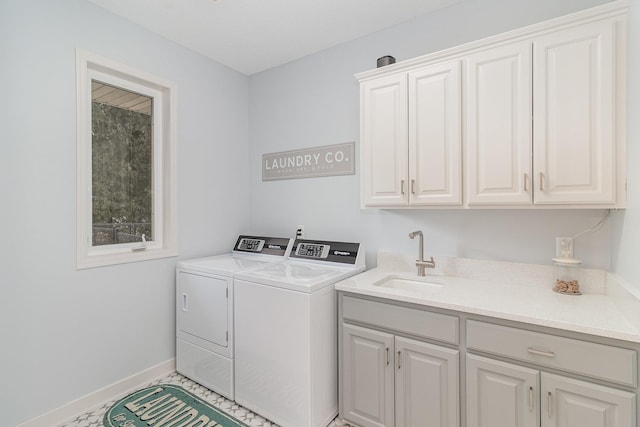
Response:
[[19, 358, 175, 427]]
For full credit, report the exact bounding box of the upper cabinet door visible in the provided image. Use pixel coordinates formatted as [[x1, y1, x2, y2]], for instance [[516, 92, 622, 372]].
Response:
[[533, 19, 618, 205], [361, 74, 409, 207], [408, 61, 462, 206], [357, 3, 625, 209], [466, 41, 533, 205]]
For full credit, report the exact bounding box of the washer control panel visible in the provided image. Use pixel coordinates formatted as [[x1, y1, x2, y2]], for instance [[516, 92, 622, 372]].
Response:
[[290, 239, 361, 265], [295, 243, 330, 259]]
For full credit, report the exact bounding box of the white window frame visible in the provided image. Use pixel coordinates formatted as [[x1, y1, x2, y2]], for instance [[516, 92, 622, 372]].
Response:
[[76, 50, 178, 269]]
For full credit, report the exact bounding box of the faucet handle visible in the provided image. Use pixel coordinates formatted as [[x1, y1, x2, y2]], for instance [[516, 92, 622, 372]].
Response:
[[416, 257, 436, 268]]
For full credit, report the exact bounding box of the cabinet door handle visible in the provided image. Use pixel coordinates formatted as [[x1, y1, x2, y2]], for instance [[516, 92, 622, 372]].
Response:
[[539, 172, 544, 192], [401, 180, 405, 195], [547, 391, 553, 417], [386, 347, 390, 366], [411, 179, 415, 194], [524, 173, 528, 192], [182, 293, 188, 312], [397, 351, 401, 369], [528, 347, 555, 358], [529, 386, 534, 411]]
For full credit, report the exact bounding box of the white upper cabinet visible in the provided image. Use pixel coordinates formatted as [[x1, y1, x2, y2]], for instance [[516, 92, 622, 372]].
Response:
[[466, 17, 624, 207], [409, 61, 462, 206], [466, 42, 532, 205], [533, 19, 619, 205], [357, 1, 627, 209], [360, 74, 409, 207], [361, 61, 462, 207]]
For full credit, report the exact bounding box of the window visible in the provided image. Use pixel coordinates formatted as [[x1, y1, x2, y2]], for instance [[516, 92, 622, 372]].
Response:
[[76, 50, 177, 269]]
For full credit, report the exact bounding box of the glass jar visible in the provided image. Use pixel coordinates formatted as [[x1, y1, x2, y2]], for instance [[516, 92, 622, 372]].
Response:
[[552, 258, 582, 295]]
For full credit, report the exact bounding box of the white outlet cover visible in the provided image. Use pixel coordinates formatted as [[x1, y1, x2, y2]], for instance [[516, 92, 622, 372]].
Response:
[[555, 237, 574, 258]]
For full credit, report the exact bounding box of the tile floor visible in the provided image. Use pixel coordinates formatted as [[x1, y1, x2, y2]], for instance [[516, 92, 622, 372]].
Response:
[[62, 371, 354, 427]]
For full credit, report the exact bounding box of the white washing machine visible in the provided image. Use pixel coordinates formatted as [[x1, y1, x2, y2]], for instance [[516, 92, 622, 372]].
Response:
[[176, 235, 292, 400], [234, 239, 365, 427]]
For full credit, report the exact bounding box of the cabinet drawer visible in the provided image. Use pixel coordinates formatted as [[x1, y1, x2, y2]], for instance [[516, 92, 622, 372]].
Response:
[[342, 296, 459, 345], [466, 320, 637, 387]]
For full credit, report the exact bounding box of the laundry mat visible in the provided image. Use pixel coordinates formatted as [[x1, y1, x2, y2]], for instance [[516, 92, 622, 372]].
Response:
[[103, 384, 248, 427]]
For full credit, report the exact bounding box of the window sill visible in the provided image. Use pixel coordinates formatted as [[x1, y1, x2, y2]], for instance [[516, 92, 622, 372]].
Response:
[[77, 246, 178, 270]]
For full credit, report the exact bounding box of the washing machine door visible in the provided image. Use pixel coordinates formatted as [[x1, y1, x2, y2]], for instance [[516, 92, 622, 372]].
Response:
[[177, 271, 228, 347]]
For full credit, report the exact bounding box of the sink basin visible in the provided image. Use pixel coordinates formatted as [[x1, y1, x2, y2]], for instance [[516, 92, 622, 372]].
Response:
[[373, 275, 444, 293]]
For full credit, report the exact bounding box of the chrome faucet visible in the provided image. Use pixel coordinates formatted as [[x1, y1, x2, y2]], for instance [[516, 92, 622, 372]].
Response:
[[408, 230, 435, 276]]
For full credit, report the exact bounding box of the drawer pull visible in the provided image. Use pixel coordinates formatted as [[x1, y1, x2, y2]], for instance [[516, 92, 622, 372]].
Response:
[[529, 386, 534, 411], [528, 347, 555, 358]]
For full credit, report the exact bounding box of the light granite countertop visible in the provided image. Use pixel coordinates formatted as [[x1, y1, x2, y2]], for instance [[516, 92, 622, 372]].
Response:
[[334, 252, 640, 344]]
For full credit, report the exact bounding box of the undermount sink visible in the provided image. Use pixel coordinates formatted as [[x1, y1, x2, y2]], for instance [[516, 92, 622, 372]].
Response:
[[373, 275, 444, 292]]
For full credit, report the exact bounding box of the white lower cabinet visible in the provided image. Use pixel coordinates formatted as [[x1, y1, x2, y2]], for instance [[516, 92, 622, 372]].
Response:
[[396, 336, 460, 427], [466, 354, 539, 427], [542, 372, 635, 427], [342, 324, 394, 427], [341, 323, 459, 427], [339, 294, 639, 427], [466, 354, 636, 427]]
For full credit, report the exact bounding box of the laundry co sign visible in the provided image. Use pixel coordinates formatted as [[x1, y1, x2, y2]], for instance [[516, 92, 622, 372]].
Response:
[[262, 142, 355, 181]]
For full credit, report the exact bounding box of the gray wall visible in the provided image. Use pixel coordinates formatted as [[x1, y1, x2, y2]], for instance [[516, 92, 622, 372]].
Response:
[[0, 0, 250, 425], [248, 0, 619, 272]]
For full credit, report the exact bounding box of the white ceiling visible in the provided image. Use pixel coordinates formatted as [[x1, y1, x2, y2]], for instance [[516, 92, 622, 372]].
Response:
[[87, 0, 462, 75]]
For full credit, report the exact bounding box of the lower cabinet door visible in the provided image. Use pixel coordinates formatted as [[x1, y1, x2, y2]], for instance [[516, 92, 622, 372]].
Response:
[[395, 336, 459, 427], [342, 323, 394, 427], [541, 372, 635, 427], [466, 354, 539, 427]]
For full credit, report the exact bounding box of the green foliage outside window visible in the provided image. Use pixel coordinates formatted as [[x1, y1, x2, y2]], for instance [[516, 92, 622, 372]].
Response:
[[91, 102, 152, 246]]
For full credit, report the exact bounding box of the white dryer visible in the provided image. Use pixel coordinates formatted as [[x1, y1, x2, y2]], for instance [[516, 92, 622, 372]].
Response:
[[234, 239, 365, 427], [176, 235, 291, 400]]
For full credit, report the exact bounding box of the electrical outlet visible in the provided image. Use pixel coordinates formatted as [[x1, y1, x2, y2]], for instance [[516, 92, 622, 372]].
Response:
[[556, 237, 574, 258], [296, 225, 305, 239]]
